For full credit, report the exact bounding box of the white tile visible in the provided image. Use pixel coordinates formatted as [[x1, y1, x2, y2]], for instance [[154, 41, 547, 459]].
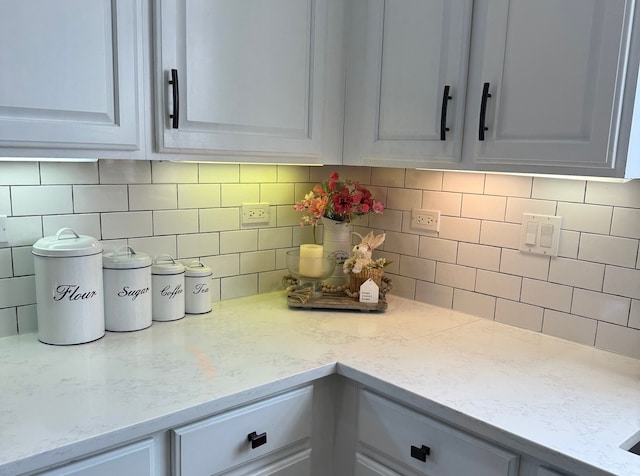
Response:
[[0, 249, 12, 278], [453, 289, 495, 320], [177, 232, 219, 259], [127, 235, 176, 259], [611, 207, 640, 239], [260, 183, 294, 205], [383, 231, 419, 256], [387, 188, 422, 211], [221, 184, 260, 207], [151, 161, 197, 183], [532, 177, 585, 202], [373, 250, 399, 274], [629, 300, 640, 329], [371, 167, 405, 187], [500, 249, 549, 280], [153, 209, 198, 236], [578, 234, 638, 267], [585, 180, 640, 207], [548, 257, 605, 291], [101, 211, 152, 239], [275, 248, 296, 270], [42, 214, 101, 239], [399, 255, 436, 282], [100, 239, 128, 254], [240, 165, 277, 183], [556, 202, 612, 234], [220, 230, 258, 254], [73, 185, 128, 213], [0, 307, 17, 337], [475, 270, 522, 300], [558, 230, 580, 259], [521, 278, 572, 312], [404, 170, 442, 191], [98, 159, 151, 184], [370, 209, 402, 232], [277, 205, 302, 227], [240, 250, 275, 274], [292, 224, 316, 246], [435, 262, 475, 291], [0, 186, 10, 215], [442, 172, 484, 193], [595, 322, 640, 359], [40, 162, 98, 185], [418, 236, 457, 263], [542, 310, 597, 346], [259, 227, 292, 250], [457, 243, 500, 271], [505, 198, 556, 223], [485, 174, 532, 198], [338, 166, 372, 185], [198, 164, 240, 183], [571, 288, 630, 326], [603, 265, 640, 299], [0, 276, 35, 307], [11, 246, 34, 276], [415, 280, 452, 308], [178, 184, 220, 209], [6, 216, 42, 247], [221, 274, 257, 300], [17, 304, 37, 334], [479, 221, 521, 249], [203, 254, 239, 278], [12, 185, 72, 216], [259, 270, 288, 294], [495, 299, 543, 331], [0, 162, 39, 185], [200, 208, 240, 232], [130, 184, 177, 210], [277, 165, 309, 183], [383, 273, 415, 299], [422, 191, 462, 216], [439, 216, 481, 243]]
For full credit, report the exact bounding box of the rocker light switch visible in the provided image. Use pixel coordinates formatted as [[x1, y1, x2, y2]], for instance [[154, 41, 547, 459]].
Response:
[[540, 224, 554, 248], [519, 213, 562, 257], [525, 222, 538, 245]]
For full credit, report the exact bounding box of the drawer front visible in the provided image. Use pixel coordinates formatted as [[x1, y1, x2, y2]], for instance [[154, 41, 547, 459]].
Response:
[[358, 390, 519, 476], [172, 386, 313, 476]]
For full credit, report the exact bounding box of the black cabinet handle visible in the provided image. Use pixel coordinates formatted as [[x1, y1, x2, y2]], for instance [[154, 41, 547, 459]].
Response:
[[440, 85, 452, 140], [169, 69, 180, 129], [247, 431, 267, 449], [479, 82, 492, 141], [410, 444, 431, 462]]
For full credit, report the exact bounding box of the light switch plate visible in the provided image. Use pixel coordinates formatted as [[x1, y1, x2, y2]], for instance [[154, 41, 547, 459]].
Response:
[[519, 213, 562, 257]]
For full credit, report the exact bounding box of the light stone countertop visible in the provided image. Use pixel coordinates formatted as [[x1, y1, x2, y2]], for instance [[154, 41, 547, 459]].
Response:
[[0, 292, 639, 475]]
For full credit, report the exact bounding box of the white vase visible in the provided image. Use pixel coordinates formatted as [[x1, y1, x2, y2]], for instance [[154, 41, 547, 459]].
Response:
[[322, 218, 353, 286]]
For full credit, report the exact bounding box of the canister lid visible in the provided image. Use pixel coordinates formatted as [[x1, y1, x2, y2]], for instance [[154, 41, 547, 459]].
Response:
[[185, 261, 212, 277], [103, 245, 152, 269], [32, 228, 102, 257], [151, 254, 185, 275]]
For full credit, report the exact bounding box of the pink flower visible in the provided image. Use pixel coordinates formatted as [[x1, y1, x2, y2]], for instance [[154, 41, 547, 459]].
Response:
[[373, 201, 384, 213]]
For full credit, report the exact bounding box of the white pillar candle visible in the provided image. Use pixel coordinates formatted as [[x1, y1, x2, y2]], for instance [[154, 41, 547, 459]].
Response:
[[299, 244, 324, 278]]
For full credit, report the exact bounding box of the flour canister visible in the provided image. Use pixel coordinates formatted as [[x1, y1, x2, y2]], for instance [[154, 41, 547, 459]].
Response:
[[102, 245, 152, 331], [151, 255, 185, 321], [184, 262, 212, 314], [32, 228, 105, 345]]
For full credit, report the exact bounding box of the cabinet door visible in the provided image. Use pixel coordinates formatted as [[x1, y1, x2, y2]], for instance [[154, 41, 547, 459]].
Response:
[[343, 0, 473, 168], [0, 0, 141, 152], [155, 0, 343, 163], [464, 0, 632, 175]]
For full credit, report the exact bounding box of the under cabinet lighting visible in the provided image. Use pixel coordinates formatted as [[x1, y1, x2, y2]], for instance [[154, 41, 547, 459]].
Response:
[[0, 157, 98, 163], [415, 167, 633, 183], [170, 160, 323, 166]]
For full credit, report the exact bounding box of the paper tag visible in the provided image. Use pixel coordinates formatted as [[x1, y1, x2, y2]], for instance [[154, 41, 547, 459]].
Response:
[[359, 278, 379, 304]]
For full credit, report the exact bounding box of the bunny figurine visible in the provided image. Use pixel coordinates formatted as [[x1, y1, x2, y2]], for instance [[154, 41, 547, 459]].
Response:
[[343, 231, 386, 274]]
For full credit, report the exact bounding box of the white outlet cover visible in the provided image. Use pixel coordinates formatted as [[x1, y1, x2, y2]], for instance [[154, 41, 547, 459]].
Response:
[[241, 203, 270, 224], [519, 213, 562, 257]]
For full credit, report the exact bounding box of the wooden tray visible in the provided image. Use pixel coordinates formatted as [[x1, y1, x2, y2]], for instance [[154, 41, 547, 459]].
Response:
[[287, 291, 387, 312]]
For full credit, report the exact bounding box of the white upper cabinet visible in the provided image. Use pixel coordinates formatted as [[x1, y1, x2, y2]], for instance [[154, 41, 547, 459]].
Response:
[[464, 0, 634, 177], [343, 0, 473, 168], [154, 0, 346, 164], [0, 0, 143, 156]]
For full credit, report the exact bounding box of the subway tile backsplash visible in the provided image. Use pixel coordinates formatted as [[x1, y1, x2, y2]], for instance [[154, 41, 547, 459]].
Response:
[[0, 160, 639, 360]]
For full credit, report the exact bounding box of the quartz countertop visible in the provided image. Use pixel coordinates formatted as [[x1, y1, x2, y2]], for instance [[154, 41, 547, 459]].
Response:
[[0, 292, 639, 475]]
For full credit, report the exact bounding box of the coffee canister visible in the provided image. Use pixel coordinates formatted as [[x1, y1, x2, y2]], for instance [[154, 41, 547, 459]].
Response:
[[184, 262, 212, 314], [32, 228, 105, 345], [103, 245, 152, 332], [151, 255, 185, 321]]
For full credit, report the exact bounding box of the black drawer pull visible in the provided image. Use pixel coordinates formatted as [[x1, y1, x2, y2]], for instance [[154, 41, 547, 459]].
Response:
[[169, 68, 180, 129], [248, 431, 267, 449], [410, 444, 431, 462], [479, 82, 492, 141], [440, 85, 452, 140]]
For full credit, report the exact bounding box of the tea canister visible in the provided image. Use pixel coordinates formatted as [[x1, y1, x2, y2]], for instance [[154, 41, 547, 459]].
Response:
[[184, 262, 212, 314], [103, 245, 152, 332], [151, 255, 185, 321], [32, 228, 105, 345]]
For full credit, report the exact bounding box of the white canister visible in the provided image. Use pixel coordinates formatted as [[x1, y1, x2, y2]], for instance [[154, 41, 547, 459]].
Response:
[[32, 228, 105, 345], [151, 255, 185, 321], [185, 262, 212, 314], [103, 245, 152, 332]]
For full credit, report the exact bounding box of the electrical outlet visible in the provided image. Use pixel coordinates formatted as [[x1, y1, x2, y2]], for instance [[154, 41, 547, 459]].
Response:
[[242, 203, 270, 224], [411, 209, 440, 232]]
